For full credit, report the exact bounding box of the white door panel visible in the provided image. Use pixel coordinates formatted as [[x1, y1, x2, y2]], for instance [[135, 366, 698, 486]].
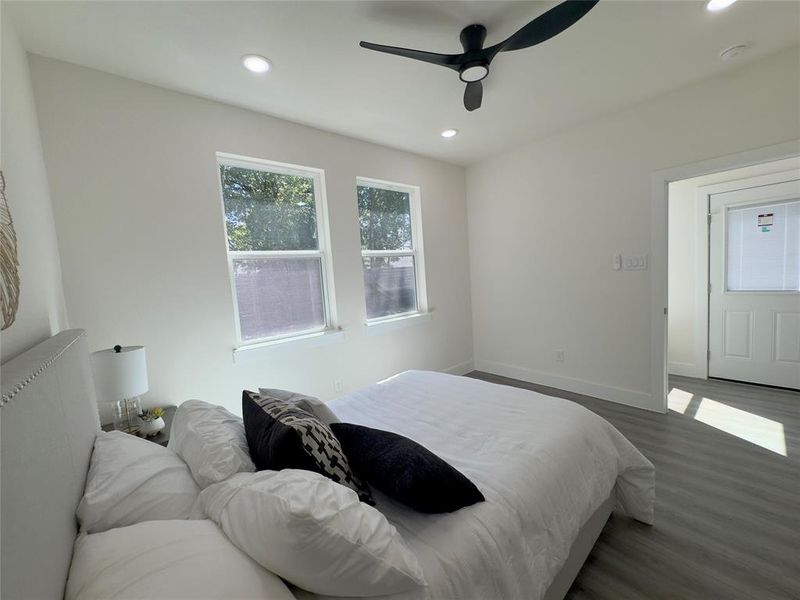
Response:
[[722, 310, 752, 358], [774, 312, 800, 363], [708, 179, 800, 389]]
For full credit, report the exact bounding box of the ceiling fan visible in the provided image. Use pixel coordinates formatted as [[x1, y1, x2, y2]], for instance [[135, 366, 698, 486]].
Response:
[[360, 0, 599, 112]]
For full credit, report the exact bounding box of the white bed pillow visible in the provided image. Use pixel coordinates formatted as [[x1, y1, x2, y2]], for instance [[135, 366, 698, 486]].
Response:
[[66, 520, 294, 600], [258, 387, 340, 426], [200, 470, 426, 597], [77, 430, 201, 534], [168, 400, 255, 488]]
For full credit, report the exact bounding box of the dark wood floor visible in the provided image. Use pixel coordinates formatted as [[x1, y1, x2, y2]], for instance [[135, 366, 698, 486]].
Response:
[[468, 372, 800, 600]]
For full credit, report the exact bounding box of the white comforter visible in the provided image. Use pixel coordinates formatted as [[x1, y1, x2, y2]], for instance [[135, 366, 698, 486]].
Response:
[[296, 371, 654, 600]]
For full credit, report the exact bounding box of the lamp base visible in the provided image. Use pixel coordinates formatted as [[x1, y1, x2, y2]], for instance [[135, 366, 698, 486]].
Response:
[[111, 396, 142, 435]]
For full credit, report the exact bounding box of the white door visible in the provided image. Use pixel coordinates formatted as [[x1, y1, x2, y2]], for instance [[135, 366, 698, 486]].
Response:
[[708, 179, 800, 389]]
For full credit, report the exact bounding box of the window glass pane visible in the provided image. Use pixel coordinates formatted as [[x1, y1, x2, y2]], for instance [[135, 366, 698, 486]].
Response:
[[221, 165, 318, 251], [362, 255, 417, 319], [727, 199, 800, 291], [233, 257, 325, 340], [357, 184, 412, 251]]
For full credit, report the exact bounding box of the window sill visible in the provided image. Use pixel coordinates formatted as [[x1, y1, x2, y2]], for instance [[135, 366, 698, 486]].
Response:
[[233, 329, 345, 363], [364, 311, 432, 335]]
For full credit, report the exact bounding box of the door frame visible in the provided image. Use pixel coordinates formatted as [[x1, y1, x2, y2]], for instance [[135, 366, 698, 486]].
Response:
[[694, 170, 800, 380], [650, 140, 800, 414]]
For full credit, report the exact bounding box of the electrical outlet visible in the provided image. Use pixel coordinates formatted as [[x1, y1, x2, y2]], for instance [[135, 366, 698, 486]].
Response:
[[334, 379, 343, 393], [623, 254, 648, 271], [555, 350, 565, 363]]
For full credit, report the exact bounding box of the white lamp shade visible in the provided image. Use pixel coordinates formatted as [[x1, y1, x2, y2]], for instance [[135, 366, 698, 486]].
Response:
[[91, 346, 149, 402]]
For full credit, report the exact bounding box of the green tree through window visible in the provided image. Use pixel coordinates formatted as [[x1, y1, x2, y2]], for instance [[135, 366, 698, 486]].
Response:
[[220, 165, 318, 251], [357, 185, 413, 251]]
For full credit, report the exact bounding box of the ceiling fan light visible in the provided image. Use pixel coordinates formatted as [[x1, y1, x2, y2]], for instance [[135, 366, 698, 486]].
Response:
[[242, 54, 271, 74], [706, 0, 737, 11], [459, 64, 489, 83]]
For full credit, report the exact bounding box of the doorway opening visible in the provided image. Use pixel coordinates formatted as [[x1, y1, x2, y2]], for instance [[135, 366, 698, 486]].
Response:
[[667, 156, 800, 391]]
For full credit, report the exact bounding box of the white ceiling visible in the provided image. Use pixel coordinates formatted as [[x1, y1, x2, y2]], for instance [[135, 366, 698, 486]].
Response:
[[6, 0, 799, 166]]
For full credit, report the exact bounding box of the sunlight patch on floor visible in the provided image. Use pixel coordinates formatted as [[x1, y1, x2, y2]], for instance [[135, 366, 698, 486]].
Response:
[[668, 388, 787, 456], [694, 397, 787, 456], [667, 387, 694, 414]]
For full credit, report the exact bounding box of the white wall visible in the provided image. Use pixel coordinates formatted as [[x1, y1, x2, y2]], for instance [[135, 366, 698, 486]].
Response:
[[467, 47, 800, 411], [667, 156, 800, 378], [0, 15, 68, 363], [28, 56, 473, 417]]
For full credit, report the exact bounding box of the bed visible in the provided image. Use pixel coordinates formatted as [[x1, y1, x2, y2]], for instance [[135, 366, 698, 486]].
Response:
[[296, 371, 655, 600], [0, 330, 655, 600]]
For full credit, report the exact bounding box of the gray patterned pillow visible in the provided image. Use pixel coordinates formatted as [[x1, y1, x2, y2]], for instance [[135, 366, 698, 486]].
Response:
[[258, 388, 340, 426], [242, 390, 372, 504]]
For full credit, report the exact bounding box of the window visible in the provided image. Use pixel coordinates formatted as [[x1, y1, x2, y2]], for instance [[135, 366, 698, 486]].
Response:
[[218, 154, 336, 344], [726, 199, 800, 292], [356, 178, 427, 321]]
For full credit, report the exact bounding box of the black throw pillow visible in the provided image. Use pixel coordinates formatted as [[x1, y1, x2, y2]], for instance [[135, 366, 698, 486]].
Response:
[[330, 423, 484, 513], [242, 390, 373, 504]]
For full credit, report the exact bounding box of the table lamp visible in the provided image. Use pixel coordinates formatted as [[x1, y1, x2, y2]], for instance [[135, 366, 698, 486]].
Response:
[[91, 345, 149, 434]]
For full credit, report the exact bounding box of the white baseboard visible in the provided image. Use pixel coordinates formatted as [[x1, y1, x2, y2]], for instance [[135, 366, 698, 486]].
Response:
[[668, 361, 704, 378], [475, 359, 660, 413], [442, 359, 475, 376]]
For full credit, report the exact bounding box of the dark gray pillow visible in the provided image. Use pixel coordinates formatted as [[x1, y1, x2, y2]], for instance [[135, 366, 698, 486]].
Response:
[[242, 391, 372, 504], [330, 423, 484, 513]]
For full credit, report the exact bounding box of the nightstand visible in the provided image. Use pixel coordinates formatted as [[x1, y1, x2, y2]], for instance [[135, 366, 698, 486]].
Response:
[[101, 405, 176, 447]]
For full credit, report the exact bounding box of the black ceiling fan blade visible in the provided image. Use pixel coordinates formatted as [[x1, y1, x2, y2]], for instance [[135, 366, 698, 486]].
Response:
[[489, 0, 599, 54], [359, 41, 463, 71], [463, 81, 483, 111]]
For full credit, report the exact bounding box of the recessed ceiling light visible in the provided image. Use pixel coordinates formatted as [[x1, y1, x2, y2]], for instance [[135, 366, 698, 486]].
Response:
[[242, 54, 271, 74], [440, 129, 458, 138], [706, 0, 737, 12]]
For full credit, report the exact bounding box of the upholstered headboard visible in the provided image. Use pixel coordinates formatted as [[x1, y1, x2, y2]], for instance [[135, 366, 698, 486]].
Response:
[[1, 329, 99, 599]]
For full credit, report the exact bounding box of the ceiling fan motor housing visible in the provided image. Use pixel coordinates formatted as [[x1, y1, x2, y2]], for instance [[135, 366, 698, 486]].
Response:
[[458, 25, 490, 83], [460, 24, 487, 51]]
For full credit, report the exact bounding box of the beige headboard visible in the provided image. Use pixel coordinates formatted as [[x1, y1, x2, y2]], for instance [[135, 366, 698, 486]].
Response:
[[1, 329, 100, 599]]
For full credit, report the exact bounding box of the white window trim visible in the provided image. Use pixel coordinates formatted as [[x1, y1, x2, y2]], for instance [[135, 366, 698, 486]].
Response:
[[364, 310, 433, 335], [356, 176, 429, 324], [232, 329, 345, 363], [216, 152, 339, 348]]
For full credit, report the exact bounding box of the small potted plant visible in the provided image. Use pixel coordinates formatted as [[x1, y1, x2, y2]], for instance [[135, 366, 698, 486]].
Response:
[[139, 407, 165, 438]]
